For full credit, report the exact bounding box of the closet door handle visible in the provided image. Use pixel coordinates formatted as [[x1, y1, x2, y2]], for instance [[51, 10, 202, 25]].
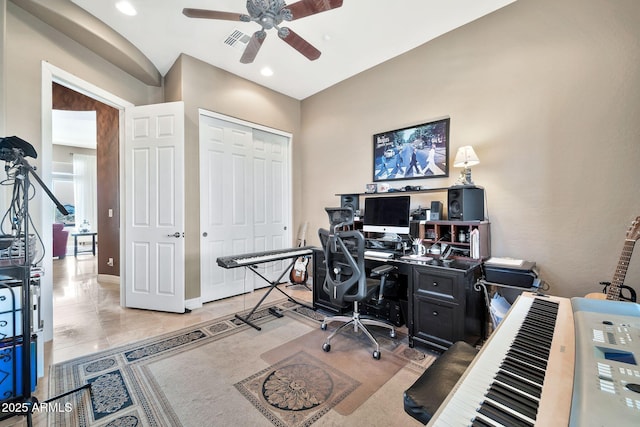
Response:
[[167, 232, 181, 238]]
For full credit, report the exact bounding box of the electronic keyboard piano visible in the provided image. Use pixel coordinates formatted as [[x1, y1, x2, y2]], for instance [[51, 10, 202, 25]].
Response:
[[216, 246, 316, 331], [216, 246, 314, 269], [428, 292, 640, 426], [428, 293, 575, 426]]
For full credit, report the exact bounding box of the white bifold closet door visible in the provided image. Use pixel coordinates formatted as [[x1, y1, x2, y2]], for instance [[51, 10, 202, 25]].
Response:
[[199, 113, 291, 303]]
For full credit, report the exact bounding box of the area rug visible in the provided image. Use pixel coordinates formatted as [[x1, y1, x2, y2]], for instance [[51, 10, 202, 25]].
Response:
[[48, 300, 435, 426]]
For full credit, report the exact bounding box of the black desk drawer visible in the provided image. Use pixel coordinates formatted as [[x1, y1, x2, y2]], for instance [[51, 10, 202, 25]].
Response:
[[413, 268, 461, 301], [412, 297, 461, 350]]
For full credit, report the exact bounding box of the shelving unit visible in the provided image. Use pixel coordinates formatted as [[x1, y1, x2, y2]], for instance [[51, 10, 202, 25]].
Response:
[[416, 220, 491, 260], [335, 186, 452, 197], [0, 138, 89, 424]]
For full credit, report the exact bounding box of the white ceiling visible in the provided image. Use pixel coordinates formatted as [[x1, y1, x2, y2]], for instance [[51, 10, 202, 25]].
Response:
[[52, 110, 97, 150], [71, 0, 516, 100]]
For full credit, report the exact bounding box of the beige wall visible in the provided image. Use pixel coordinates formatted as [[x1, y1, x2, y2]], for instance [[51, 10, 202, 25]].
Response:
[[165, 54, 302, 300], [4, 2, 162, 214], [300, 0, 640, 298]]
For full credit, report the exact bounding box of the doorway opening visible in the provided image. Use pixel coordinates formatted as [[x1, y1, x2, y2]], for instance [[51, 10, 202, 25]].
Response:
[[41, 62, 132, 342]]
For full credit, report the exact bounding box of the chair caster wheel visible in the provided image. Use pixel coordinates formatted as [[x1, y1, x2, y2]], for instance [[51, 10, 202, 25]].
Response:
[[322, 343, 331, 352], [372, 350, 381, 360], [321, 323, 327, 330], [390, 330, 396, 338]]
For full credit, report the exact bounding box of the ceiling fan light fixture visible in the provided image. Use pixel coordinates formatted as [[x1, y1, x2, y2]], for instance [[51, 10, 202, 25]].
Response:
[[115, 1, 137, 17]]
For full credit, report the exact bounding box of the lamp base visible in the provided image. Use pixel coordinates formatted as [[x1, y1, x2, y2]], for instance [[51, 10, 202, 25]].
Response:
[[455, 168, 474, 186]]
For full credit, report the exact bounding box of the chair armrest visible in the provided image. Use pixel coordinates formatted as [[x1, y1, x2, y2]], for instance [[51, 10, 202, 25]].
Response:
[[371, 264, 396, 277]]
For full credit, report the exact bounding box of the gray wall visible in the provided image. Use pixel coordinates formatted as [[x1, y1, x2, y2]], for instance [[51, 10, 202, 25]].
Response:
[[300, 0, 640, 298]]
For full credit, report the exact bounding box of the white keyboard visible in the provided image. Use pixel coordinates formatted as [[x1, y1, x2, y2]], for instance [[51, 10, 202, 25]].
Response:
[[364, 250, 394, 259]]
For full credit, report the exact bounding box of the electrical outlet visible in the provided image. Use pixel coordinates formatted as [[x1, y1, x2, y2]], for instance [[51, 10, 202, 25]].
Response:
[[107, 257, 114, 267]]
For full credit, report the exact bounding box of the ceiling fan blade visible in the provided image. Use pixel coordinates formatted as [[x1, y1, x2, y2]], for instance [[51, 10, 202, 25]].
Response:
[[285, 0, 343, 20], [240, 31, 267, 64], [182, 8, 246, 21], [278, 28, 321, 61]]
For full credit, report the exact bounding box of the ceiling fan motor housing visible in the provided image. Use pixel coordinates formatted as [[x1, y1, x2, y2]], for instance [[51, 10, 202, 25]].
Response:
[[247, 0, 291, 29]]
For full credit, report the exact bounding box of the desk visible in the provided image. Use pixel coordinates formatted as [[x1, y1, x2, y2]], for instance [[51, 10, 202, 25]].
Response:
[[312, 248, 484, 352], [71, 232, 97, 256]]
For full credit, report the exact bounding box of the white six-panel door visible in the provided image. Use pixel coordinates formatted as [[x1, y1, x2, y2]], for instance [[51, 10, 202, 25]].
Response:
[[199, 113, 290, 303], [125, 101, 185, 313]]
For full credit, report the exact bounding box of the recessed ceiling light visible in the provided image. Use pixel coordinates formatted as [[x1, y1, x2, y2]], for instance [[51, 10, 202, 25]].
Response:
[[260, 67, 274, 77], [116, 1, 137, 16]]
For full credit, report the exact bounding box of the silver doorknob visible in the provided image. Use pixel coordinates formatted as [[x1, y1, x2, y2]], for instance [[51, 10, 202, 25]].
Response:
[[202, 232, 208, 237], [168, 232, 181, 238]]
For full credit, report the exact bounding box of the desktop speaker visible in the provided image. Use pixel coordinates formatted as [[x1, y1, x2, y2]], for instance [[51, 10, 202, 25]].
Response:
[[340, 194, 359, 214], [429, 201, 443, 220], [448, 187, 484, 221]]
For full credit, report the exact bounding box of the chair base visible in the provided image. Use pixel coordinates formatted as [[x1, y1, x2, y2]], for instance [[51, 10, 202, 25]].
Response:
[[321, 311, 396, 360]]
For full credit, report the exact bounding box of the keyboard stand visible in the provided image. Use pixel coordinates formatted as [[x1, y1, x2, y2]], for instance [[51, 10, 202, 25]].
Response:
[[235, 257, 315, 331]]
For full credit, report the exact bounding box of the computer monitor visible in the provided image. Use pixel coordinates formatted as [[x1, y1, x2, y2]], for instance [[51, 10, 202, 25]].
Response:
[[363, 196, 411, 235]]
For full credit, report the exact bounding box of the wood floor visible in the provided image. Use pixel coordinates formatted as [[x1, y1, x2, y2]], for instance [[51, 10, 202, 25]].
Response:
[[1, 255, 312, 426]]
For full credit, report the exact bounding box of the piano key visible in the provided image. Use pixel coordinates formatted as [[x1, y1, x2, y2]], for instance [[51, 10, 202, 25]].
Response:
[[510, 339, 551, 359], [485, 382, 539, 419], [517, 326, 553, 341], [501, 359, 545, 385], [494, 371, 542, 398], [506, 349, 548, 370], [476, 400, 534, 427], [471, 416, 497, 427]]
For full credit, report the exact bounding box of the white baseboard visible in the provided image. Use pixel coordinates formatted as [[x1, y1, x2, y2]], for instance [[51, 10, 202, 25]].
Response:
[[185, 298, 202, 311], [97, 274, 120, 284]]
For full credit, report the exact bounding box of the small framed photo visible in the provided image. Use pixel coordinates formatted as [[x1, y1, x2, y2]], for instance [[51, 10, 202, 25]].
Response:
[[365, 183, 377, 193]]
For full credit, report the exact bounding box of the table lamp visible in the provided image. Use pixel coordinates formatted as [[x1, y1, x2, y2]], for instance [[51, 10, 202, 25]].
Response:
[[453, 145, 480, 185]]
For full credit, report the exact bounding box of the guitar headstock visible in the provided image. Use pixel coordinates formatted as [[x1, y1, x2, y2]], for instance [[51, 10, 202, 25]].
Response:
[[626, 216, 640, 241]]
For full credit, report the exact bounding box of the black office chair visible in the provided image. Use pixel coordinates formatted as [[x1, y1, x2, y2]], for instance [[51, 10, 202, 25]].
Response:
[[318, 207, 396, 360]]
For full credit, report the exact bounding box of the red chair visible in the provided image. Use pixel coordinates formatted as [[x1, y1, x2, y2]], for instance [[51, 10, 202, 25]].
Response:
[[52, 223, 69, 258]]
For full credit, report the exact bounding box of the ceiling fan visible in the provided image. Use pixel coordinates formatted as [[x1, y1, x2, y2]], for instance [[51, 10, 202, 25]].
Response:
[[183, 0, 343, 64]]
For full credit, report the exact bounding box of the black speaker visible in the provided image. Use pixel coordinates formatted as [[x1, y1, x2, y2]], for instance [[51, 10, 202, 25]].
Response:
[[429, 201, 443, 220], [340, 194, 359, 214], [448, 187, 485, 221]]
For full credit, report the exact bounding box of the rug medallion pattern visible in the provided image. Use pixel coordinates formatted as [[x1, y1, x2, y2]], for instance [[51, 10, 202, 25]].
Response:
[[235, 351, 359, 427]]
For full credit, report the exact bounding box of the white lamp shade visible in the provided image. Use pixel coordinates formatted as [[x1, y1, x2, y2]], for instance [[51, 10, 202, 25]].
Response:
[[453, 146, 480, 167]]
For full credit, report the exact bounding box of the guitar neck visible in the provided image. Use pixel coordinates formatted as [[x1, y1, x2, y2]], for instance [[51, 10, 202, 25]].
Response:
[[296, 222, 309, 247], [607, 239, 636, 300]]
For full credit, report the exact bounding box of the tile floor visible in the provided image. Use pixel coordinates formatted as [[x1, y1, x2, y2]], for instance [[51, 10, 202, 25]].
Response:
[[1, 255, 313, 426]]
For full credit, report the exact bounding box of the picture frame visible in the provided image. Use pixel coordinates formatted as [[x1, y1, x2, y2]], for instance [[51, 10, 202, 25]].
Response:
[[372, 117, 450, 183], [365, 183, 377, 193]]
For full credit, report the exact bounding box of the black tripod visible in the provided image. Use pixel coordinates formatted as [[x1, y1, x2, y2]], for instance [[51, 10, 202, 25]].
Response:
[[1, 137, 91, 426]]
